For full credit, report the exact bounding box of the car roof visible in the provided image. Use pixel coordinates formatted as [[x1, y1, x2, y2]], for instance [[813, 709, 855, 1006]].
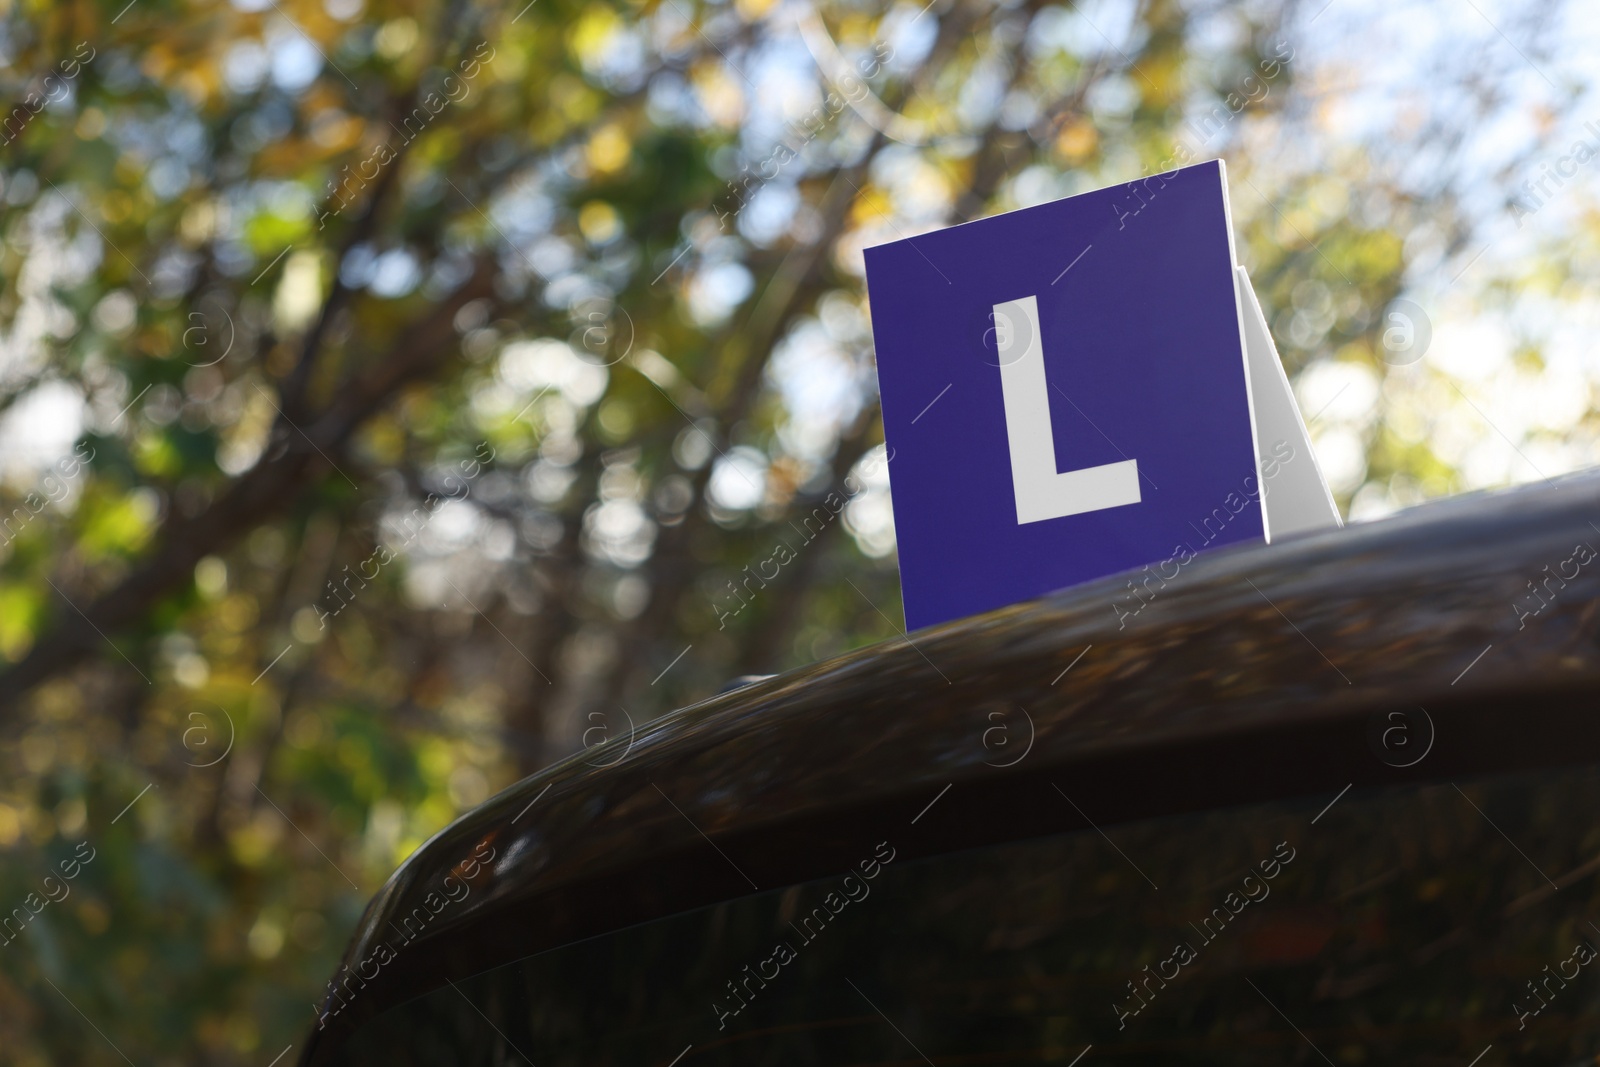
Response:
[[301, 471, 1600, 1064]]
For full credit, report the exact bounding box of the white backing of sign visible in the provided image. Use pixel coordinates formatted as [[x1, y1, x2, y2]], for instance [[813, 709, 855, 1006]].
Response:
[[1235, 265, 1343, 540]]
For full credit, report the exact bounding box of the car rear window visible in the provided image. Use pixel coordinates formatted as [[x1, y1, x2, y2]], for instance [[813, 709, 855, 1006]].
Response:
[[329, 761, 1600, 1065]]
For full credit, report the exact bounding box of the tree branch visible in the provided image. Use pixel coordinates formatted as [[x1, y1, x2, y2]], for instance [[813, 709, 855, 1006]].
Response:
[[0, 260, 497, 709]]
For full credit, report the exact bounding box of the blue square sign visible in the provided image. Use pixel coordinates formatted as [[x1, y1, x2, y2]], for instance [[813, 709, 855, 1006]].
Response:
[[864, 159, 1265, 630]]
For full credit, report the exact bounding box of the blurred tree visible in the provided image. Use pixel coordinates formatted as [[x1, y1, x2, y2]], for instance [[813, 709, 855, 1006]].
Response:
[[0, 0, 1571, 1061]]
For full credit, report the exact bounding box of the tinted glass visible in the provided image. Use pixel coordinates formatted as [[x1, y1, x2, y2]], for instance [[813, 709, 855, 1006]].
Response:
[[330, 763, 1600, 1065]]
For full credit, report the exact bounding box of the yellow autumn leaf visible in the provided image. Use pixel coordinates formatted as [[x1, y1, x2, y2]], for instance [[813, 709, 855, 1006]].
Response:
[[587, 124, 631, 174]]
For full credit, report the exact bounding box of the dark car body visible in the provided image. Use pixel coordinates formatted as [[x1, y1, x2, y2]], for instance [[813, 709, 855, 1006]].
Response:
[[301, 473, 1600, 1066]]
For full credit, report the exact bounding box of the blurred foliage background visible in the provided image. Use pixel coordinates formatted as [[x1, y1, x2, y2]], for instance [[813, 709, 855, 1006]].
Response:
[[0, 0, 1593, 1060]]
